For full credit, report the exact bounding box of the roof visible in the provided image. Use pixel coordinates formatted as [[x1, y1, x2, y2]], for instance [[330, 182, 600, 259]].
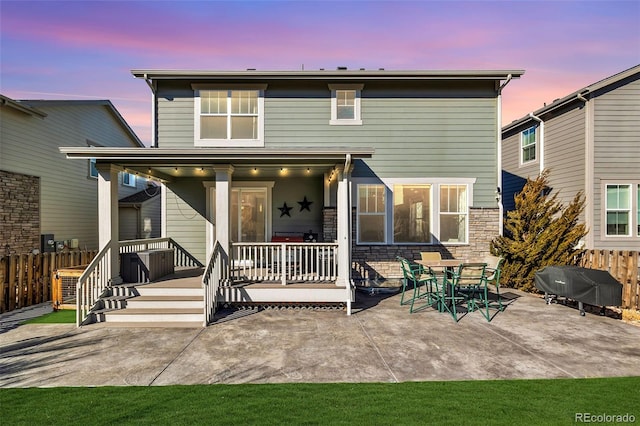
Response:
[[0, 94, 48, 118], [15, 99, 145, 147], [119, 187, 161, 204], [59, 146, 375, 181], [132, 68, 524, 82], [502, 64, 640, 133]]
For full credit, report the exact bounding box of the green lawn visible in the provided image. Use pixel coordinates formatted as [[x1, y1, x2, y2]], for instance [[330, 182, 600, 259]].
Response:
[[22, 309, 76, 324], [1, 377, 638, 425]]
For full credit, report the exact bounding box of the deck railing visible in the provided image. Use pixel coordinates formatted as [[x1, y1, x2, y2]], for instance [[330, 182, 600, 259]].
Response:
[[76, 243, 111, 326], [202, 240, 228, 325], [119, 238, 203, 268], [230, 242, 338, 284]]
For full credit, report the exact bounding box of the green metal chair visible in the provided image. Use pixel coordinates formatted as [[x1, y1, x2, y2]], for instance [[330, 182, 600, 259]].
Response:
[[397, 257, 438, 313], [442, 262, 488, 322]]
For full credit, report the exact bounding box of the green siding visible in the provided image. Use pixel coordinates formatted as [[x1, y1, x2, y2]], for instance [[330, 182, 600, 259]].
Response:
[[156, 80, 500, 207]]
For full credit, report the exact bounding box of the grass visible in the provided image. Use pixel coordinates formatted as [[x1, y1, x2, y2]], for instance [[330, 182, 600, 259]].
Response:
[[1, 377, 638, 425], [22, 309, 76, 324]]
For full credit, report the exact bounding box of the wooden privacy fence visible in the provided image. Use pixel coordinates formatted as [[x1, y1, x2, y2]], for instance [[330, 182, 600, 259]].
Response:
[[0, 250, 97, 314], [576, 250, 640, 310]]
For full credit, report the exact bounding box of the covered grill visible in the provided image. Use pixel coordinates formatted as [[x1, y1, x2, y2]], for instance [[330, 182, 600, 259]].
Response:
[[534, 266, 623, 316]]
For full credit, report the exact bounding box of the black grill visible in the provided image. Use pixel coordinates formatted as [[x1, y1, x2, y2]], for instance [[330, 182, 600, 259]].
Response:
[[534, 266, 622, 316]]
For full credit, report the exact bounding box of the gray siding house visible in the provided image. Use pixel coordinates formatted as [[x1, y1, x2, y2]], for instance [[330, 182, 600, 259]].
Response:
[[501, 65, 640, 251], [61, 68, 523, 313], [0, 95, 148, 253]]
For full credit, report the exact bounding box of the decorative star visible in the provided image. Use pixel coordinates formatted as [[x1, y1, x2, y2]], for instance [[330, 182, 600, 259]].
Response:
[[298, 196, 313, 212], [278, 202, 293, 217]]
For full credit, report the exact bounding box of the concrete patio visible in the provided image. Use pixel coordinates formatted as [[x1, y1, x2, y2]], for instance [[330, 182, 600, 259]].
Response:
[[1, 289, 639, 387]]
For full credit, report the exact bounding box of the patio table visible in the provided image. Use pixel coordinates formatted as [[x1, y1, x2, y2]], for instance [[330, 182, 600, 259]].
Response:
[[416, 259, 466, 313]]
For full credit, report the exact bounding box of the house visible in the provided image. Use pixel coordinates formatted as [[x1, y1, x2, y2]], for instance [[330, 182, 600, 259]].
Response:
[[60, 68, 523, 321], [0, 95, 153, 254], [501, 65, 640, 250]]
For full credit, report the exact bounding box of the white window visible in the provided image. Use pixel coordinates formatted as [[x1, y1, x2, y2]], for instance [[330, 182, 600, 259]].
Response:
[[637, 186, 640, 237], [439, 185, 468, 243], [605, 184, 631, 236], [521, 126, 537, 164], [193, 85, 266, 147], [329, 84, 363, 125], [88, 158, 98, 179], [393, 184, 431, 243], [231, 188, 268, 242], [355, 179, 473, 245], [122, 172, 136, 187], [357, 184, 386, 243]]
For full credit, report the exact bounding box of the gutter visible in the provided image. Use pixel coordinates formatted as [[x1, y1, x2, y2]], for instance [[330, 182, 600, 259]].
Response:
[[496, 74, 513, 236]]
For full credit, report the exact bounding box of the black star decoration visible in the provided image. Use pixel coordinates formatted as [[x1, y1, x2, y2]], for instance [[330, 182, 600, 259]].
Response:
[[278, 202, 293, 217], [298, 196, 313, 212]]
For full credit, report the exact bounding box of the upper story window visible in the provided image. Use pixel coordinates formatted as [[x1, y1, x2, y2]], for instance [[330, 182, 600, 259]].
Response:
[[329, 84, 363, 125], [521, 126, 537, 164], [605, 184, 631, 236], [122, 172, 136, 187], [89, 158, 98, 179], [193, 85, 266, 147]]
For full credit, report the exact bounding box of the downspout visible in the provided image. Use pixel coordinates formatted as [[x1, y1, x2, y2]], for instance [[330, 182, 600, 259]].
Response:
[[528, 112, 544, 175], [143, 74, 158, 148], [576, 92, 592, 248], [496, 74, 512, 236]]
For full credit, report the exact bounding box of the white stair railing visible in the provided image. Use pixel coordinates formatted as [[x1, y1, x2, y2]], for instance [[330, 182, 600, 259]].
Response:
[[119, 237, 204, 268], [202, 241, 229, 325], [76, 242, 111, 327]]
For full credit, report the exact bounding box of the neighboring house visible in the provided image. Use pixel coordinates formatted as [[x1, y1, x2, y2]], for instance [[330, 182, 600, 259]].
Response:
[[0, 95, 148, 253], [61, 68, 523, 312], [118, 181, 162, 241], [501, 65, 640, 251]]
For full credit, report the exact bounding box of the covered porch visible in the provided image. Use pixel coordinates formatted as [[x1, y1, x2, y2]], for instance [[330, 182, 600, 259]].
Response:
[[60, 147, 374, 324]]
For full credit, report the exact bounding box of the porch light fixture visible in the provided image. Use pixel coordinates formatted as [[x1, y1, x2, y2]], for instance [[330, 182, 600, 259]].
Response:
[[252, 167, 258, 175]]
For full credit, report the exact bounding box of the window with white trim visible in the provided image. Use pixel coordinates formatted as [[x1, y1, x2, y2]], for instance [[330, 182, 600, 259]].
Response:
[[393, 184, 431, 243], [357, 184, 386, 243], [231, 188, 267, 242], [355, 179, 472, 245], [88, 158, 98, 179], [439, 185, 468, 243], [329, 84, 363, 125], [122, 172, 136, 187], [194, 86, 265, 147], [605, 184, 631, 236], [521, 126, 537, 164]]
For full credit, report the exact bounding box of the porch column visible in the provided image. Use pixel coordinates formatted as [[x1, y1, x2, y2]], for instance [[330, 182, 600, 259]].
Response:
[[336, 164, 353, 314], [97, 164, 122, 284], [213, 165, 234, 255]]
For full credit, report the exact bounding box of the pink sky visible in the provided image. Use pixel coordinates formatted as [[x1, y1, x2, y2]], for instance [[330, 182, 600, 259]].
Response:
[[2, 1, 639, 145]]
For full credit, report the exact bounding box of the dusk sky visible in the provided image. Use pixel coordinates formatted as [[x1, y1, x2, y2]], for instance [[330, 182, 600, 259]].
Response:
[[2, 0, 639, 146]]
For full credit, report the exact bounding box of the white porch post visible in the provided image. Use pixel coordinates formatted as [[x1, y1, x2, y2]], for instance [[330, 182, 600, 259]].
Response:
[[97, 164, 122, 284], [336, 164, 353, 315], [213, 165, 234, 255]]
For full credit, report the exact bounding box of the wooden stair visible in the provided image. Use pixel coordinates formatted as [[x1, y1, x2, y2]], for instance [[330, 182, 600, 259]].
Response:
[[94, 270, 205, 327]]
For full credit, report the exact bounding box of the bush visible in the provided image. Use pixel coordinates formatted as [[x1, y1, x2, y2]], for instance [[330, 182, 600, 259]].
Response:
[[491, 170, 587, 292]]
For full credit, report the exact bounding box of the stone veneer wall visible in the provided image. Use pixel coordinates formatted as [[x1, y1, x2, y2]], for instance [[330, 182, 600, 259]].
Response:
[[322, 207, 337, 242], [350, 207, 500, 282], [0, 170, 40, 254]]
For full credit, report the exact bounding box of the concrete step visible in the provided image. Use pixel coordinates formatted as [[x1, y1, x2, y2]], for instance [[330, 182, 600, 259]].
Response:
[[90, 321, 204, 328], [126, 295, 204, 309], [103, 308, 204, 323]]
